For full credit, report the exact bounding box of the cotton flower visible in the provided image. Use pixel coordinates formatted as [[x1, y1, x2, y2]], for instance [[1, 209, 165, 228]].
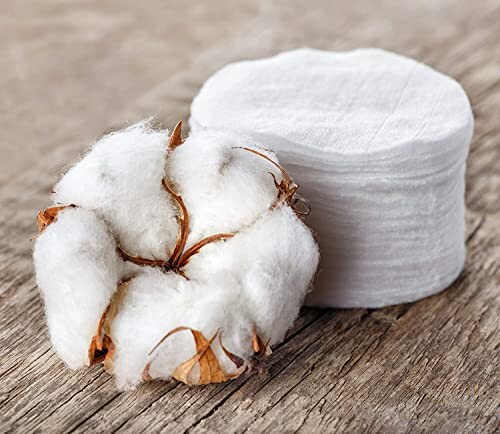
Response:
[[33, 121, 319, 389]]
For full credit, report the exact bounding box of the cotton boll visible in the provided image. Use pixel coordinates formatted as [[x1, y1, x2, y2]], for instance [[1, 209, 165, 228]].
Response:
[[108, 268, 253, 389], [184, 205, 319, 346], [167, 129, 283, 243], [35, 122, 320, 389], [33, 207, 124, 369], [53, 122, 178, 260]]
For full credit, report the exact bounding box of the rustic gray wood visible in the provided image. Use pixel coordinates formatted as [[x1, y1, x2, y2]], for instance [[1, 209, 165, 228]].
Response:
[[0, 1, 499, 433]]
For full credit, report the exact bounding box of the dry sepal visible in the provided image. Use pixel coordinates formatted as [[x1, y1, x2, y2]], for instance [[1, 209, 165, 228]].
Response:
[[36, 204, 76, 232], [33, 121, 319, 389]]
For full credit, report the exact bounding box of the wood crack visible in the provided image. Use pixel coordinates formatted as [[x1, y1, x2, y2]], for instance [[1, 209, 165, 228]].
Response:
[[67, 392, 123, 434], [110, 383, 180, 433]]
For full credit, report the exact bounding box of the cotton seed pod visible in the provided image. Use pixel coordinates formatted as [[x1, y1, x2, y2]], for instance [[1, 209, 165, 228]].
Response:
[[33, 121, 319, 389]]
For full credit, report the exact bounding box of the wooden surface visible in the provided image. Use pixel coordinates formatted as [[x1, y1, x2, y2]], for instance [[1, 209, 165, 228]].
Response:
[[1, 1, 499, 432]]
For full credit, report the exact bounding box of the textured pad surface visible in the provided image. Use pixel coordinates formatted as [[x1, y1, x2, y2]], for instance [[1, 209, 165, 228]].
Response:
[[190, 48, 474, 307]]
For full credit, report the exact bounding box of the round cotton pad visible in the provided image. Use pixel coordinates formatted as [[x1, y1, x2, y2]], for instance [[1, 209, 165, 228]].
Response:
[[190, 48, 473, 308]]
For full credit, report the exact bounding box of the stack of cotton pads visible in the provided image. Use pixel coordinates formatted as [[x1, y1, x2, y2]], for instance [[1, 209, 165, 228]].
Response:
[[190, 48, 473, 308]]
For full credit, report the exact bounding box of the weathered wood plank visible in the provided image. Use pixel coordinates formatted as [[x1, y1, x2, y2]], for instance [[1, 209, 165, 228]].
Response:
[[0, 0, 499, 433]]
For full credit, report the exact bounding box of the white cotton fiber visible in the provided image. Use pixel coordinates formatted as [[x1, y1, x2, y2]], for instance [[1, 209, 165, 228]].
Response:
[[108, 269, 253, 389], [190, 48, 473, 308], [167, 129, 282, 244], [33, 207, 124, 369], [53, 122, 179, 260], [34, 123, 319, 388], [185, 205, 319, 345]]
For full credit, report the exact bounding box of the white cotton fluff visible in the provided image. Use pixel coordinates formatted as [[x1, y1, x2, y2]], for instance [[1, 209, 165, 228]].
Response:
[[53, 122, 179, 260], [167, 129, 282, 244], [185, 205, 319, 346], [33, 207, 124, 369], [108, 269, 254, 389], [33, 123, 319, 389]]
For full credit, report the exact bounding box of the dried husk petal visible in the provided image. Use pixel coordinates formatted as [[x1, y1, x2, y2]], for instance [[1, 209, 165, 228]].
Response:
[[235, 147, 309, 217], [252, 331, 272, 357], [219, 332, 247, 370], [177, 233, 234, 267], [36, 205, 75, 232], [174, 329, 225, 385], [88, 304, 112, 365], [168, 120, 184, 150], [144, 327, 247, 385], [88, 277, 132, 369]]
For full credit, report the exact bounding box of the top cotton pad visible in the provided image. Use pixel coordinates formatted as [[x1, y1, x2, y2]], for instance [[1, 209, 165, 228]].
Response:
[[190, 48, 473, 308]]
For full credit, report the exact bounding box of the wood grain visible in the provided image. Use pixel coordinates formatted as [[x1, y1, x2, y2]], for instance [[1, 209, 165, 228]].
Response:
[[0, 1, 499, 432]]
